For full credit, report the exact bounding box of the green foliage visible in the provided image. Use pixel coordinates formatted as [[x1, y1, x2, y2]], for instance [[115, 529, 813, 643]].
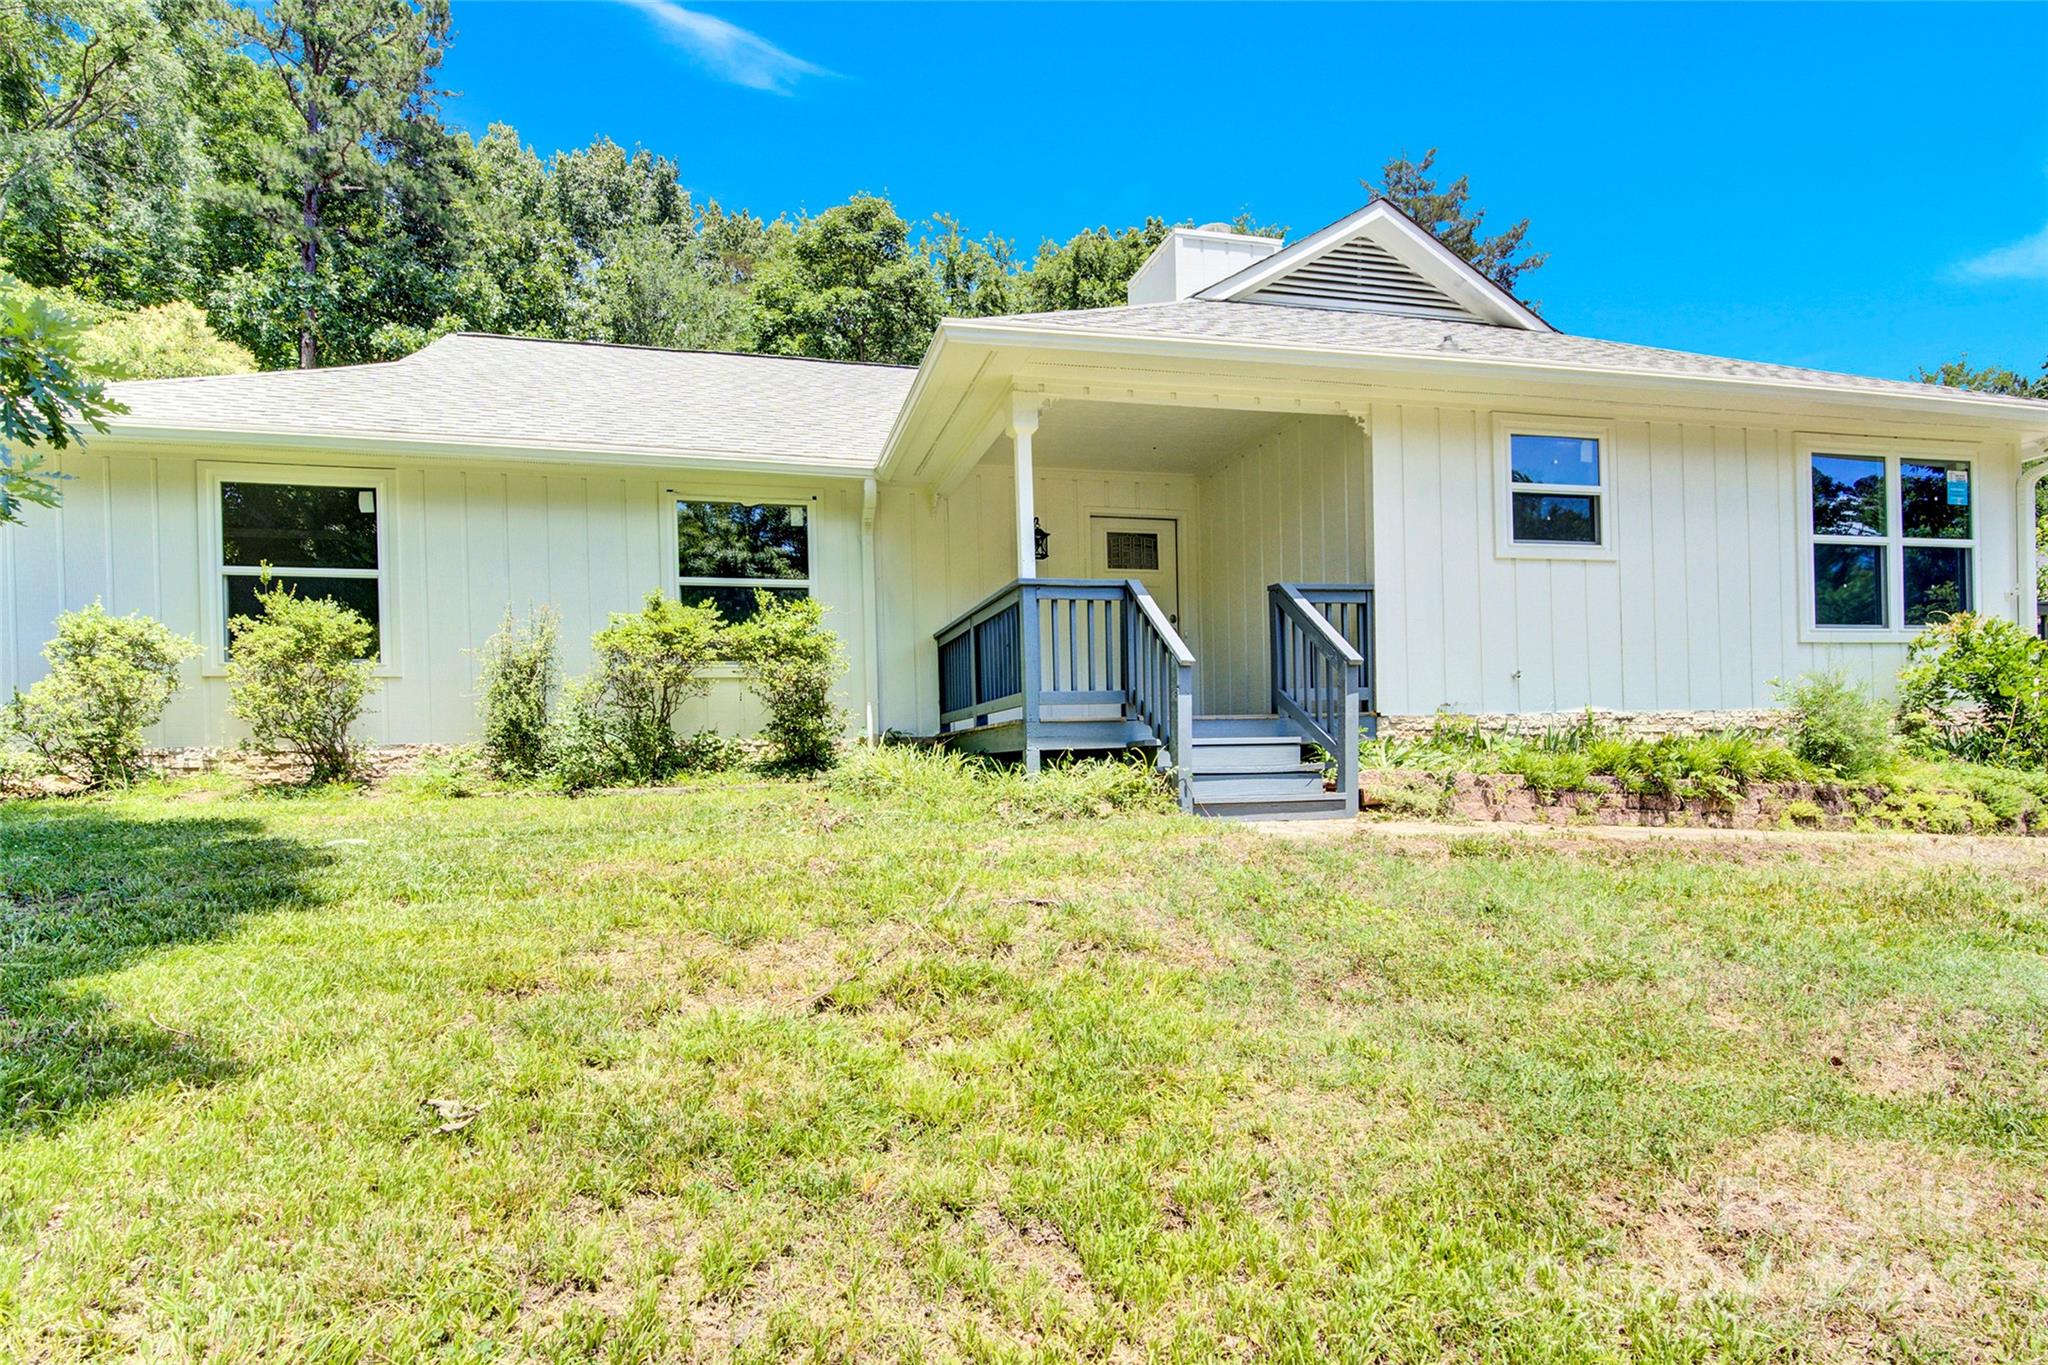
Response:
[[1774, 673, 1894, 778], [1897, 613, 2048, 769], [475, 606, 560, 780], [1367, 712, 1825, 802], [0, 0, 205, 305], [752, 195, 941, 364], [225, 582, 380, 784], [1914, 354, 2048, 400], [0, 275, 122, 523], [723, 593, 847, 771], [925, 213, 1016, 318], [553, 592, 721, 789], [1370, 149, 1547, 299], [1017, 219, 1171, 312], [76, 300, 255, 378], [825, 744, 1174, 821], [219, 0, 454, 368], [6, 601, 195, 787]]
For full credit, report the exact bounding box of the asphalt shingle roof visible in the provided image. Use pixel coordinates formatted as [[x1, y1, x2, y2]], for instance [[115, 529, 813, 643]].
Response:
[[109, 333, 917, 470], [972, 300, 2048, 409]]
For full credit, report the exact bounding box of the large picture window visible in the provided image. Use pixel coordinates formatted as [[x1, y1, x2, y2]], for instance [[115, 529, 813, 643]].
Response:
[[675, 497, 811, 621], [208, 468, 389, 663], [1492, 416, 1614, 559], [1804, 446, 1973, 634]]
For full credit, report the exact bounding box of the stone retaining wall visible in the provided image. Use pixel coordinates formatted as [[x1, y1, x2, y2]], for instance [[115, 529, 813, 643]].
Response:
[[1373, 708, 1787, 742], [1359, 769, 2040, 834]]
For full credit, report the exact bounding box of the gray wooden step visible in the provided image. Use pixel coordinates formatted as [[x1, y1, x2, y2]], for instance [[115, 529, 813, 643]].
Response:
[[1191, 714, 1300, 739], [1189, 766, 1328, 802], [1193, 792, 1353, 821], [1190, 732, 1309, 772]]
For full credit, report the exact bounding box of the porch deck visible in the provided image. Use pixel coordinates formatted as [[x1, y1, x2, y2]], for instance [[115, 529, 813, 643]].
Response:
[[933, 578, 1376, 818]]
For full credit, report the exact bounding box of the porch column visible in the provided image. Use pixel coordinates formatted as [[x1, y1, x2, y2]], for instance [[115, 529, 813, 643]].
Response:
[[1010, 395, 1041, 580]]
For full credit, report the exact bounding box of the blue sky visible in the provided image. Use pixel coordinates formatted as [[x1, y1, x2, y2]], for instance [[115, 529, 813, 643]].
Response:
[[441, 2, 2048, 382]]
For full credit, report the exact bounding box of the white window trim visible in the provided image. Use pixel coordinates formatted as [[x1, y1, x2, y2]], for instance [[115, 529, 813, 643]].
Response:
[[662, 483, 821, 677], [197, 461, 398, 677], [1491, 414, 1617, 561], [1795, 434, 1980, 643]]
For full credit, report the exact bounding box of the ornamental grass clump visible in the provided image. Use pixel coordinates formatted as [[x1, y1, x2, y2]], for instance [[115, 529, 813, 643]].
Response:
[[6, 601, 196, 787], [1774, 672, 1894, 779], [226, 583, 379, 784]]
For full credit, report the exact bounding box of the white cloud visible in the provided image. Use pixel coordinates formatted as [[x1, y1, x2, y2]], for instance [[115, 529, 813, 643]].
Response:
[[1956, 222, 2048, 282], [615, 0, 827, 94]]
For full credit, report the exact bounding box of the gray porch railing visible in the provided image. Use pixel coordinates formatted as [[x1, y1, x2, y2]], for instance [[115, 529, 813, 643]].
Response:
[[1285, 583, 1376, 724], [1269, 583, 1364, 815], [934, 577, 1195, 808]]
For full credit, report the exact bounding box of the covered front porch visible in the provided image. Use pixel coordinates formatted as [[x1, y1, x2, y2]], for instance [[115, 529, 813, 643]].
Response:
[[919, 391, 1380, 819]]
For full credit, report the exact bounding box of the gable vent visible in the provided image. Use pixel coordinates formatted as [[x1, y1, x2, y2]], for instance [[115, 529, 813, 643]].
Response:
[[1245, 238, 1482, 321]]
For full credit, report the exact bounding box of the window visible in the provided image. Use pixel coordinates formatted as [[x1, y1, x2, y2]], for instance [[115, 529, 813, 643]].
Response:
[[206, 467, 390, 665], [675, 497, 811, 621], [1104, 530, 1160, 571], [1803, 445, 1973, 635], [1493, 417, 1613, 558]]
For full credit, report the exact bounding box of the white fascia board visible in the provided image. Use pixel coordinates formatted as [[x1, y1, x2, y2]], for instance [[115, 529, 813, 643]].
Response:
[[98, 423, 879, 480], [935, 320, 2048, 429], [1196, 201, 1553, 332]]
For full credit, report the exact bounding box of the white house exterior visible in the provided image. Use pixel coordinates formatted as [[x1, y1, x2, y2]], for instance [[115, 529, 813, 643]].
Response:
[[5, 201, 2046, 814]]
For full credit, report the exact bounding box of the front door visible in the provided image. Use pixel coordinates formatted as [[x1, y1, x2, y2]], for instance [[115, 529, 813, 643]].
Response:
[[1089, 515, 1181, 627]]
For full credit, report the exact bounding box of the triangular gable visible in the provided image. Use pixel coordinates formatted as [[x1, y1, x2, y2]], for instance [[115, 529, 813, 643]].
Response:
[[1196, 199, 1551, 331]]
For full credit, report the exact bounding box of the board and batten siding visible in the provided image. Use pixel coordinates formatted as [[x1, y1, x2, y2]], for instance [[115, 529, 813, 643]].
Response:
[[1188, 415, 1371, 715], [1368, 403, 2024, 717], [873, 464, 1201, 734], [0, 442, 873, 747]]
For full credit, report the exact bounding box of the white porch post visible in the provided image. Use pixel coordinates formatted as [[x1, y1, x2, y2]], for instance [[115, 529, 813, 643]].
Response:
[[1010, 395, 1041, 580], [2021, 441, 2046, 636]]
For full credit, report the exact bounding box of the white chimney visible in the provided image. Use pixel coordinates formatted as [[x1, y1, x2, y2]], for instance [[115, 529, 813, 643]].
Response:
[[1126, 223, 1285, 305]]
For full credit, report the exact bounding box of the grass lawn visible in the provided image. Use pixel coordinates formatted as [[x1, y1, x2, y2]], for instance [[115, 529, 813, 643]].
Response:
[[3, 756, 2046, 1362]]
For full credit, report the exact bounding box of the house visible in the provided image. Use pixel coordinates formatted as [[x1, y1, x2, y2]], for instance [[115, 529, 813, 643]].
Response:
[[5, 201, 2046, 816]]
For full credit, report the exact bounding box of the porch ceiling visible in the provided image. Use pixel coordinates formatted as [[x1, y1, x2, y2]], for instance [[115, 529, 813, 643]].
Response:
[[980, 398, 1294, 475]]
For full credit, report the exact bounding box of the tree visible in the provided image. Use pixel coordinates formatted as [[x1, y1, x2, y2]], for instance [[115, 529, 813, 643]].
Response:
[[222, 0, 454, 368], [580, 223, 753, 351], [1370, 149, 1546, 299], [1914, 355, 2048, 400], [752, 194, 941, 364], [0, 276, 122, 524], [1018, 220, 1171, 313], [0, 0, 204, 305], [926, 214, 1016, 318]]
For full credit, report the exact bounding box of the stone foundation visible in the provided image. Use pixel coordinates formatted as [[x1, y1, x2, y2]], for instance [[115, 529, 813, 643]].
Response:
[[1373, 708, 1787, 742]]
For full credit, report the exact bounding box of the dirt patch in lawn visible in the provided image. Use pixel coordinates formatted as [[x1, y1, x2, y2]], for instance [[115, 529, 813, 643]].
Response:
[[1597, 1129, 2048, 1353]]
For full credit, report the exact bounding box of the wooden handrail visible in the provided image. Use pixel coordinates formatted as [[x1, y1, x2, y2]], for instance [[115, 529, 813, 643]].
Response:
[[1124, 579, 1195, 811], [932, 576, 1197, 812], [1269, 582, 1363, 816]]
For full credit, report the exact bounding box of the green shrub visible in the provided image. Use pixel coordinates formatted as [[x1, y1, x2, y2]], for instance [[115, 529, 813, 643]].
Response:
[[226, 584, 379, 784], [554, 592, 720, 788], [1774, 673, 1893, 778], [725, 593, 847, 771], [676, 728, 745, 772], [7, 602, 197, 787], [475, 606, 559, 779], [1896, 613, 2048, 768]]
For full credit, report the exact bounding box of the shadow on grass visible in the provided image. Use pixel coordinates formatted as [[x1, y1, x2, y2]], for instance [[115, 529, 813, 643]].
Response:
[[0, 801, 325, 1136]]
